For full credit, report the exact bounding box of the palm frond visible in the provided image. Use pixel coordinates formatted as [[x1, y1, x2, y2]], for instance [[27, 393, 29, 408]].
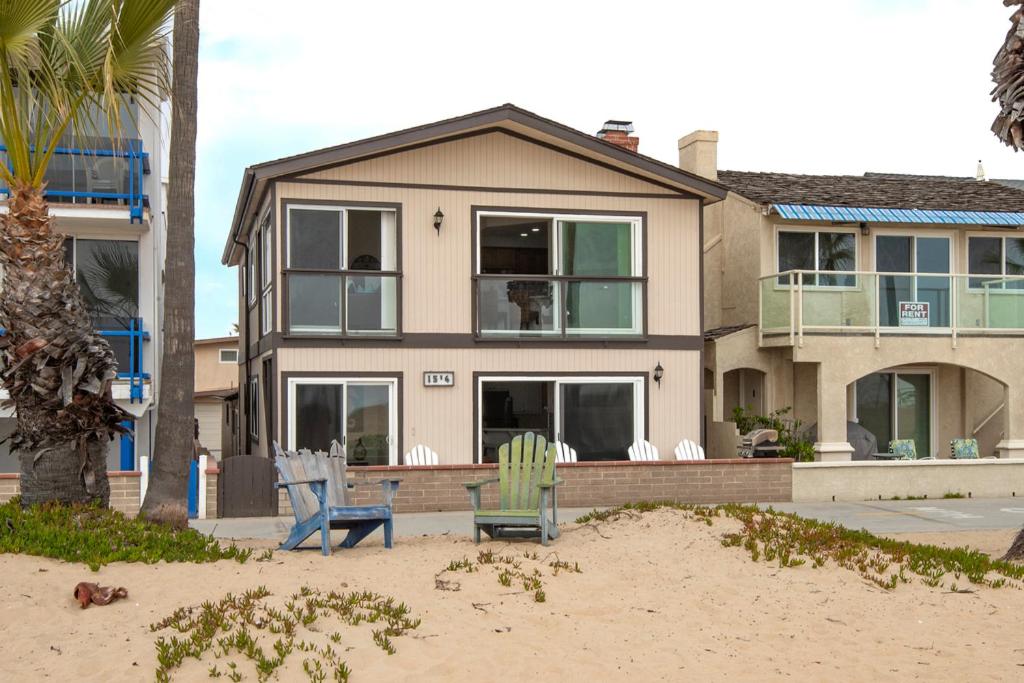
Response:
[[0, 0, 173, 189]]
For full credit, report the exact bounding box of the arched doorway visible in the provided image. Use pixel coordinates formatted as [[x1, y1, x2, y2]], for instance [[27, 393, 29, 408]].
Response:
[[722, 368, 766, 418]]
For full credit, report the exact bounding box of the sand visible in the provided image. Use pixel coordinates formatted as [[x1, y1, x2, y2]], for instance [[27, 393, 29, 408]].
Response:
[[2, 510, 1023, 682]]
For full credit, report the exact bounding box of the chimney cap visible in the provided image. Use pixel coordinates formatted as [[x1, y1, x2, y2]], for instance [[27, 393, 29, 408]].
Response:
[[598, 120, 634, 135]]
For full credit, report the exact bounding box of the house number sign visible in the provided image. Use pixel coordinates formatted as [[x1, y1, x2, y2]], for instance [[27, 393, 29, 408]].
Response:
[[423, 371, 455, 387]]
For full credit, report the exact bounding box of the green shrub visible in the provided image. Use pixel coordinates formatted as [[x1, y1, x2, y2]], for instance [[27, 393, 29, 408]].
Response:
[[731, 405, 815, 462], [0, 497, 251, 570]]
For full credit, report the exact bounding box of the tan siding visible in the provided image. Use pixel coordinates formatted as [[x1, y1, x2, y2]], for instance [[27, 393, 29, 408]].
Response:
[[276, 347, 699, 466], [194, 343, 239, 393], [274, 182, 700, 336], [297, 132, 681, 195]]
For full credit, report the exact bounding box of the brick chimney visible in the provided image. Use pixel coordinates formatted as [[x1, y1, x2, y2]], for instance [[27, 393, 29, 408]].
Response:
[[597, 120, 639, 153], [677, 130, 719, 181]]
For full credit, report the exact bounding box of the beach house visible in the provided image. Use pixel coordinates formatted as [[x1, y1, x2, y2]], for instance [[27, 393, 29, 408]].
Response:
[[684, 131, 1024, 462], [222, 105, 727, 466], [0, 97, 166, 474]]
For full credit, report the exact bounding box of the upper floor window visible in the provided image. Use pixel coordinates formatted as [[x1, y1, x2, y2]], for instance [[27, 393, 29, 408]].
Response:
[[259, 211, 273, 335], [284, 204, 399, 336], [247, 237, 257, 305], [777, 229, 856, 286], [474, 211, 643, 337], [219, 349, 238, 363], [968, 236, 1024, 290]]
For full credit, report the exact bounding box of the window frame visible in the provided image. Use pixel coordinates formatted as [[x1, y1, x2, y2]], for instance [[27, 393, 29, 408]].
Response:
[[967, 234, 1024, 291], [218, 348, 238, 364], [282, 201, 402, 338], [248, 374, 259, 443], [473, 209, 646, 339], [247, 234, 257, 306], [774, 226, 858, 289], [259, 210, 273, 336], [474, 373, 646, 464], [285, 375, 399, 465]]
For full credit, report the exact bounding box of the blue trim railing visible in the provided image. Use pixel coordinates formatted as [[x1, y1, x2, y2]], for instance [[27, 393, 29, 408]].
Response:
[[98, 318, 150, 403], [0, 141, 149, 224]]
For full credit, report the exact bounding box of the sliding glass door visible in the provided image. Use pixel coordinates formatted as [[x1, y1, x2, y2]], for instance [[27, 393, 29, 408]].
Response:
[[855, 371, 932, 456], [288, 378, 397, 465], [478, 376, 643, 462]]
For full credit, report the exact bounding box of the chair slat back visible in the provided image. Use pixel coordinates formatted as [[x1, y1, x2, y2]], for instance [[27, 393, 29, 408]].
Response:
[[950, 438, 979, 460], [274, 442, 317, 523], [674, 439, 705, 461], [404, 444, 439, 466], [323, 441, 349, 507], [628, 439, 659, 461], [553, 441, 577, 463], [273, 440, 348, 522], [498, 432, 555, 511]]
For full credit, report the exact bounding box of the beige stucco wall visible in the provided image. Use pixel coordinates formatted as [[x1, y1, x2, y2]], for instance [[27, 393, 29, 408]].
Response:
[[274, 347, 698, 465], [194, 341, 239, 393], [703, 192, 763, 330], [793, 460, 1024, 502]]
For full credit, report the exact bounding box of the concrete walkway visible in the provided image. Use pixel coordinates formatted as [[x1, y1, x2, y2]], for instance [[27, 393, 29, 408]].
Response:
[[190, 498, 1024, 542], [765, 497, 1024, 534], [191, 507, 601, 541]]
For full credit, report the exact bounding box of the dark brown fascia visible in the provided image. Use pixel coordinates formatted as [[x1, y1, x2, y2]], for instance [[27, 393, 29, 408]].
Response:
[[221, 104, 729, 265]]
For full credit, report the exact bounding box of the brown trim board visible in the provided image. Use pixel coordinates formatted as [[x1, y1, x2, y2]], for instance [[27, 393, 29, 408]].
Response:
[[271, 333, 703, 350]]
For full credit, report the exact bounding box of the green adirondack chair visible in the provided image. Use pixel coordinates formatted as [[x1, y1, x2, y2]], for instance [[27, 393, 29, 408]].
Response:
[[464, 432, 563, 545]]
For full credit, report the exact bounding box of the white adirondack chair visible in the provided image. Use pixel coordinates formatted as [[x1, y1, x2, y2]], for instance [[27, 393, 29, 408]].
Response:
[[627, 439, 659, 461], [674, 439, 705, 461], [404, 444, 439, 466], [552, 441, 578, 463]]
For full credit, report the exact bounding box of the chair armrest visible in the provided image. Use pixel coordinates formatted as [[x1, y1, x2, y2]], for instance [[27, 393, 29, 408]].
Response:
[[275, 478, 328, 488], [538, 477, 564, 489], [464, 477, 500, 490], [348, 478, 403, 487]]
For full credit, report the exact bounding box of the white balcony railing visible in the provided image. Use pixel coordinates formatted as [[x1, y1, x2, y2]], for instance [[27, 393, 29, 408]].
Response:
[[758, 270, 1024, 346]]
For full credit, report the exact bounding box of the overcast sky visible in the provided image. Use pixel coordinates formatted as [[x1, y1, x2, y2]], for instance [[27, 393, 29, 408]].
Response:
[[192, 0, 1021, 338]]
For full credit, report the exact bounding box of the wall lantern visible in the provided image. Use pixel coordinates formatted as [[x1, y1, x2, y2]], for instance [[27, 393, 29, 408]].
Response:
[[653, 362, 664, 388], [433, 208, 444, 235]]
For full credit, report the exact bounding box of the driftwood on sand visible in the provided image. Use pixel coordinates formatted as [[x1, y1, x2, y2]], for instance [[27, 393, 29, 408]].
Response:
[[73, 582, 128, 609]]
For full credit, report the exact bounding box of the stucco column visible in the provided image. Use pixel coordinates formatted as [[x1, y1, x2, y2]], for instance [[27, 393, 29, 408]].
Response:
[[814, 363, 853, 461], [997, 384, 1024, 459], [712, 369, 725, 422]]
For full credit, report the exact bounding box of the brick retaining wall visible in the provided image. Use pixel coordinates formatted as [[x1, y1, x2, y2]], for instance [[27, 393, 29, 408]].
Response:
[[0, 471, 142, 516], [266, 459, 792, 517]]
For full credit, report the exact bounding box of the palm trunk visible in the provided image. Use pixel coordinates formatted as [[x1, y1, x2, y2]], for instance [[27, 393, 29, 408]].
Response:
[[140, 0, 199, 527], [0, 184, 126, 507]]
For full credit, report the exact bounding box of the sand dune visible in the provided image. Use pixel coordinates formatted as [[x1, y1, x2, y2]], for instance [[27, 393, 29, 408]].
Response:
[[1, 509, 1022, 682]]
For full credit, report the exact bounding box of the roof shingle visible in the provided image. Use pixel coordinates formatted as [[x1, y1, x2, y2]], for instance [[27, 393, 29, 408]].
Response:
[[718, 170, 1024, 213]]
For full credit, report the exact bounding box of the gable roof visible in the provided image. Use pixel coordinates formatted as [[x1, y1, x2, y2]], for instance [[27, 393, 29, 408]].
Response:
[[718, 170, 1024, 214], [222, 104, 728, 264]]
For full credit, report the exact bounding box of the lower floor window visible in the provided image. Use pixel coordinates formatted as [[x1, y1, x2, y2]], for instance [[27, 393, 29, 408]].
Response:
[[478, 376, 644, 463], [288, 377, 398, 466]]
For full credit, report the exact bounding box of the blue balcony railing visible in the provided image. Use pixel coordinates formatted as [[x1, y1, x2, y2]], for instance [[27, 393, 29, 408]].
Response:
[[0, 140, 149, 224], [98, 318, 150, 403]]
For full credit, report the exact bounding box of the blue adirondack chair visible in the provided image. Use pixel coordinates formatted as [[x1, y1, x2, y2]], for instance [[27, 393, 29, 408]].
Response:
[[273, 441, 400, 556], [464, 432, 562, 546]]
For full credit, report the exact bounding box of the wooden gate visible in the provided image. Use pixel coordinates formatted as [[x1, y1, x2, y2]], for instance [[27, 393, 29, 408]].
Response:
[[218, 455, 278, 517]]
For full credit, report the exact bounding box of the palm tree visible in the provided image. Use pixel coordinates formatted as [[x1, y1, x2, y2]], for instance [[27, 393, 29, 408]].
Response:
[[992, 2, 1024, 150], [0, 1, 174, 507], [140, 0, 197, 527]]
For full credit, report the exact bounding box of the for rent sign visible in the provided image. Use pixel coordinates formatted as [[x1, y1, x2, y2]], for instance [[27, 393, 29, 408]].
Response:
[[898, 301, 929, 327]]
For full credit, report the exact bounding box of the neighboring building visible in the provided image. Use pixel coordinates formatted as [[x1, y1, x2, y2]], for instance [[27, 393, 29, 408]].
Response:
[[0, 97, 166, 473], [193, 337, 240, 460], [684, 132, 1024, 460], [222, 105, 726, 464]]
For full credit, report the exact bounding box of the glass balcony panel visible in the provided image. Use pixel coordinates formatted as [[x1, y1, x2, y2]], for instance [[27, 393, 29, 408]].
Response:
[[565, 280, 640, 335], [760, 275, 793, 331], [799, 274, 875, 328], [289, 273, 342, 334], [345, 274, 398, 336], [477, 278, 560, 336]]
